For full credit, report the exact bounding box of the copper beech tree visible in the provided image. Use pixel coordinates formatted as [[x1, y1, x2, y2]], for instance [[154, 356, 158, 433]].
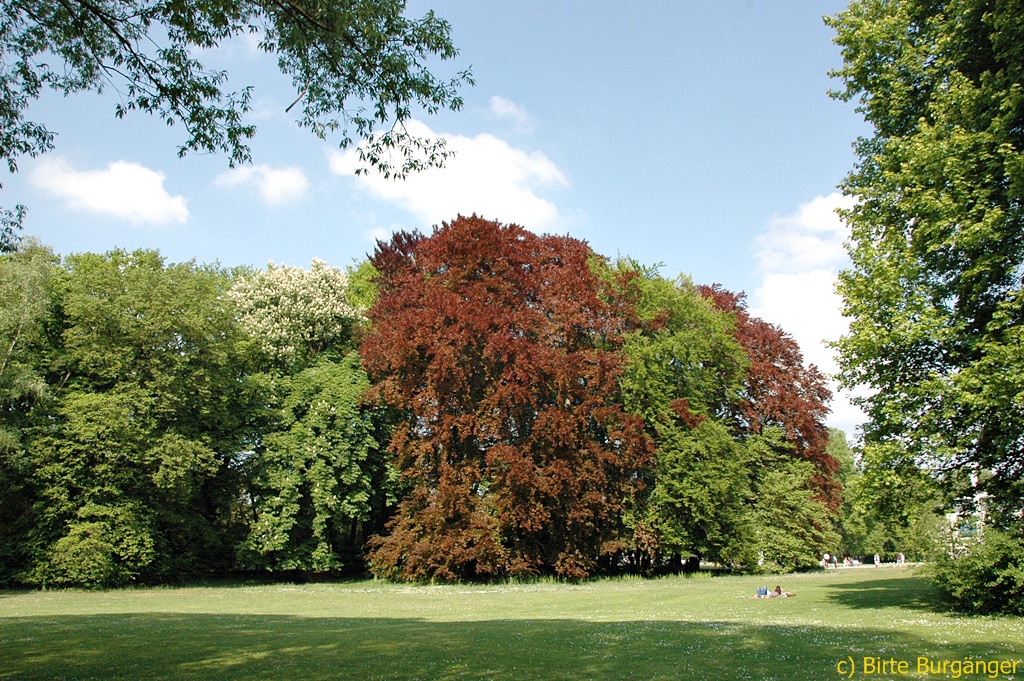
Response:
[[360, 216, 650, 581]]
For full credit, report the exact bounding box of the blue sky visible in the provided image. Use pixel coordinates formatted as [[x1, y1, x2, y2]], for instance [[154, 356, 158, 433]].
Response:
[[5, 0, 870, 435]]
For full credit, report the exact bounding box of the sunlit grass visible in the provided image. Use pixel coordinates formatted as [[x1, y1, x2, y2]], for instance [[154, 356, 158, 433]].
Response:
[[1, 567, 1021, 680]]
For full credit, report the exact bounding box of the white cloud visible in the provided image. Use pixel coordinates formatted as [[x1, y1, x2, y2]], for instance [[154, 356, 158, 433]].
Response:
[[329, 119, 568, 231], [247, 97, 285, 122], [363, 227, 391, 244], [754, 193, 854, 273], [29, 157, 188, 225], [215, 164, 309, 205], [749, 192, 865, 437], [489, 95, 533, 133], [754, 269, 846, 373]]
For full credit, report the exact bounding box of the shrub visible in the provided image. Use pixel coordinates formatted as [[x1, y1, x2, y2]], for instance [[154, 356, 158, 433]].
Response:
[[929, 527, 1024, 615]]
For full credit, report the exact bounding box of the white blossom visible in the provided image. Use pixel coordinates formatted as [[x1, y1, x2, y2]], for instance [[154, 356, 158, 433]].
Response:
[[230, 258, 362, 366]]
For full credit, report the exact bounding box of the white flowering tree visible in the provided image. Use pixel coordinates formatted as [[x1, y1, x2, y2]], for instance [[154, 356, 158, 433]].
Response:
[[231, 258, 390, 574], [230, 258, 363, 371]]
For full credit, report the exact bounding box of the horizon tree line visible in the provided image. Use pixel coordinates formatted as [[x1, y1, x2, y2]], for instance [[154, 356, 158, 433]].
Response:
[[0, 216, 846, 587]]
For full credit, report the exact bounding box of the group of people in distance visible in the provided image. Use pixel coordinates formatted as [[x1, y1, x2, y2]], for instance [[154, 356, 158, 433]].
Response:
[[822, 552, 851, 568], [752, 550, 910, 599], [821, 552, 905, 568]]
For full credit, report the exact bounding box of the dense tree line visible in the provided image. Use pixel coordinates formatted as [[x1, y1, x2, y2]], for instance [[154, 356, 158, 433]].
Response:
[[0, 217, 841, 587]]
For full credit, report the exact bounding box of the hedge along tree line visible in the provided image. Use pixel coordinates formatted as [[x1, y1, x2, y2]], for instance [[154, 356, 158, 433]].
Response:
[[0, 217, 840, 587]]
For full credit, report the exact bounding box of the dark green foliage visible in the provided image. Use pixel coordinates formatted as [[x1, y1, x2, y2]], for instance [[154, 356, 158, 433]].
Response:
[[648, 421, 755, 568], [0, 239, 59, 585], [613, 267, 754, 569], [45, 502, 157, 588], [837, 439, 946, 563], [747, 428, 840, 571], [930, 528, 1024, 615], [614, 263, 838, 573], [231, 259, 391, 574]]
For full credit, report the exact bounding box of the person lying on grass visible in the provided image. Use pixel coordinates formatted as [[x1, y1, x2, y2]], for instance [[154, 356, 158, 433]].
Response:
[[753, 586, 795, 598]]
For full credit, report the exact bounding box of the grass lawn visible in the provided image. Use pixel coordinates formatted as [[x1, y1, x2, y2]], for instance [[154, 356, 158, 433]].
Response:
[[1, 566, 1021, 680]]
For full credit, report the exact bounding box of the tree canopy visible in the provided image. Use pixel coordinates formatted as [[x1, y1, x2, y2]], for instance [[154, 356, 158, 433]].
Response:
[[828, 0, 1024, 525], [0, 0, 472, 244], [25, 249, 252, 586], [361, 216, 651, 580], [583, 260, 841, 574], [0, 231, 841, 586]]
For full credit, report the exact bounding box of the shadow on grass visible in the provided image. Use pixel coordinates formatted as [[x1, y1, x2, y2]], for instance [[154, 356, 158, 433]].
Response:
[[820, 572, 945, 612], [2, 613, 1020, 681]]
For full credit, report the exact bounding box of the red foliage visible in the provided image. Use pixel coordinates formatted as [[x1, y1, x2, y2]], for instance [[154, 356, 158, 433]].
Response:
[[697, 285, 840, 509], [361, 216, 651, 581]]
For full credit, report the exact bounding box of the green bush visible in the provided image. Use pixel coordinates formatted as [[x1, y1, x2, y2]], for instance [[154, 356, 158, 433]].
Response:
[[929, 527, 1024, 615], [43, 504, 157, 588]]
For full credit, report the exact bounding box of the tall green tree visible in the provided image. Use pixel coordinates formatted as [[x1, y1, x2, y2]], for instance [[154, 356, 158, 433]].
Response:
[[611, 263, 752, 570], [613, 264, 839, 573], [2, 0, 473, 230], [0, 239, 59, 584], [747, 427, 840, 571], [239, 354, 384, 572], [0, 239, 58, 449], [27, 250, 251, 587], [828, 0, 1024, 524]]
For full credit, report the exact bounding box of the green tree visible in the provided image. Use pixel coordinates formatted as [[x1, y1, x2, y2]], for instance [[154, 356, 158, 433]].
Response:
[[699, 285, 839, 509], [747, 427, 841, 572], [613, 263, 839, 573], [929, 526, 1024, 615], [828, 428, 870, 559], [231, 258, 390, 574], [1, 0, 473, 231], [840, 440, 945, 562], [647, 421, 756, 570], [611, 263, 752, 570], [27, 249, 251, 587], [828, 0, 1024, 526], [0, 239, 58, 448], [239, 354, 383, 572], [0, 239, 59, 584]]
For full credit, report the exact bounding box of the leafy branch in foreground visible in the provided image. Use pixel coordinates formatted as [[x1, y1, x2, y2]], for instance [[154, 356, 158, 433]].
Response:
[[0, 0, 473, 230]]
